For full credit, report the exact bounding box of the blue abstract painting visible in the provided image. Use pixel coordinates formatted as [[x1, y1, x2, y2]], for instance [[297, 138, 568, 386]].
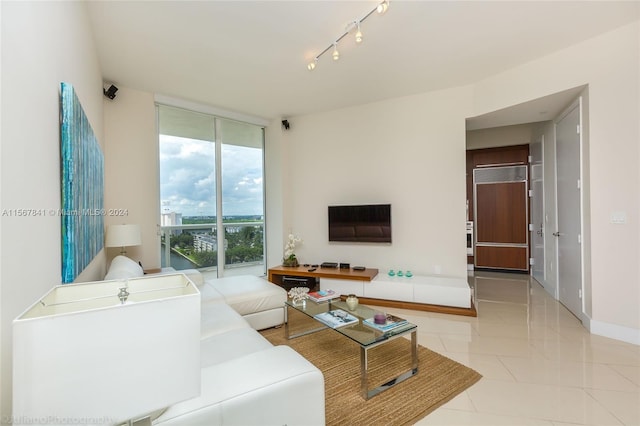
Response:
[[60, 82, 104, 283]]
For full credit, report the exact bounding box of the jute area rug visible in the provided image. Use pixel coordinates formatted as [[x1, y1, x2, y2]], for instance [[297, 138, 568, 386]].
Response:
[[260, 319, 482, 426]]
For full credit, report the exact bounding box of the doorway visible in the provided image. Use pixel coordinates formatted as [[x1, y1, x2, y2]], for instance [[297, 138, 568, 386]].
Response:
[[465, 86, 588, 324]]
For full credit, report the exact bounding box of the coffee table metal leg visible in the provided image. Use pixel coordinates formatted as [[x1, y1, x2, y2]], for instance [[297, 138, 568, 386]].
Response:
[[411, 330, 418, 370], [284, 303, 328, 340], [360, 344, 368, 400], [284, 303, 290, 339], [360, 330, 419, 400]]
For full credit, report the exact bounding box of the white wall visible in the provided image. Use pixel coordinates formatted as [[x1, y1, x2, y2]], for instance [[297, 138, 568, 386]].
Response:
[[282, 86, 474, 278], [0, 1, 104, 418], [466, 124, 535, 150], [473, 21, 640, 340], [103, 87, 159, 269]]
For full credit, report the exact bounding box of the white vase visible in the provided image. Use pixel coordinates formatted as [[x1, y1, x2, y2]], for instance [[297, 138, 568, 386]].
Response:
[[346, 294, 358, 311]]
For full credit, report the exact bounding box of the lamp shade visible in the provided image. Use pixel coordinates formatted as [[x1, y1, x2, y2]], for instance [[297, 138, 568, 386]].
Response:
[[105, 224, 142, 248], [13, 273, 201, 425]]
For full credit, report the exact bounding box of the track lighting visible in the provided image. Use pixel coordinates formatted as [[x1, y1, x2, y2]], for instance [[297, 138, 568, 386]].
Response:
[[305, 0, 390, 71]]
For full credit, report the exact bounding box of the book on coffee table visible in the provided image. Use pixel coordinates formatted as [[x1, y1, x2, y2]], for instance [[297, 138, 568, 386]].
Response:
[[362, 313, 408, 332], [307, 289, 339, 302], [314, 309, 358, 328]]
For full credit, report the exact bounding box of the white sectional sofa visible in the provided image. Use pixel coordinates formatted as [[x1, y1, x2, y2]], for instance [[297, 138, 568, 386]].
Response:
[[199, 274, 289, 330], [104, 257, 325, 425]]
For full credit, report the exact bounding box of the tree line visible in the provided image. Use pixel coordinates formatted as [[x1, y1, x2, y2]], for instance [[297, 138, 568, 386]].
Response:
[[163, 225, 264, 267]]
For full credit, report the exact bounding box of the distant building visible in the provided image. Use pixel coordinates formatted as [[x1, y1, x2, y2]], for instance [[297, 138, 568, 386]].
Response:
[[194, 234, 217, 252], [161, 211, 183, 236], [226, 225, 240, 234]]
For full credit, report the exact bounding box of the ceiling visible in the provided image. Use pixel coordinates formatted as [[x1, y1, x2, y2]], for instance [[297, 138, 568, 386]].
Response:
[[87, 1, 639, 128]]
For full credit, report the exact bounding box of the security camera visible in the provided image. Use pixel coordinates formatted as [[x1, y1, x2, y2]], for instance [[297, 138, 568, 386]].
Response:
[[281, 119, 290, 130], [103, 84, 118, 100]]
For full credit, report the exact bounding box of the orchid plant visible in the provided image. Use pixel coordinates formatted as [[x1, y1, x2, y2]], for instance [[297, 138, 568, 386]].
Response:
[[283, 233, 302, 266]]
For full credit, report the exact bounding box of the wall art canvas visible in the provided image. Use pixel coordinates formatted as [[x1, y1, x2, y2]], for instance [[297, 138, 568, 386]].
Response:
[[60, 82, 104, 283]]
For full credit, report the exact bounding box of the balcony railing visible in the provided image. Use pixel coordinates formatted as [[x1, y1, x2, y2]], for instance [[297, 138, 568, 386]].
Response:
[[160, 222, 265, 274]]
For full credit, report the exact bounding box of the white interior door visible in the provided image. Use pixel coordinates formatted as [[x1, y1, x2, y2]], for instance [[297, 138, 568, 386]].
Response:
[[530, 135, 545, 285], [555, 101, 583, 319]]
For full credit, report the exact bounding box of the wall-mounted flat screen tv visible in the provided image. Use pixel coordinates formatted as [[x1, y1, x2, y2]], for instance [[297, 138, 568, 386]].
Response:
[[328, 204, 391, 243]]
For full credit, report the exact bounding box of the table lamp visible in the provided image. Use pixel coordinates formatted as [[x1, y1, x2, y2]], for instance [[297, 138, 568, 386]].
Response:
[[13, 273, 201, 425], [105, 224, 142, 255]]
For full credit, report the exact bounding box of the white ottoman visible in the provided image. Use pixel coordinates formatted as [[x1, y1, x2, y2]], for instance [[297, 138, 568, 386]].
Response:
[[204, 275, 287, 330]]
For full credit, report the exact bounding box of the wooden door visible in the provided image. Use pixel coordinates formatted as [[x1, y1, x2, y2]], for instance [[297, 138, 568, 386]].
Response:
[[474, 165, 529, 271]]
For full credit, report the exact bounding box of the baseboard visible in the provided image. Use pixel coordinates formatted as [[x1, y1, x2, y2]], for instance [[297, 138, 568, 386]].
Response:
[[588, 318, 640, 346]]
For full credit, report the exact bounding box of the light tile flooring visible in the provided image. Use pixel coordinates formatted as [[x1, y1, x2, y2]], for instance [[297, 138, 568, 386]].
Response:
[[378, 270, 640, 426]]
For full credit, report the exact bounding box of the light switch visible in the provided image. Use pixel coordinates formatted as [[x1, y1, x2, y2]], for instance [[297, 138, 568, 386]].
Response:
[[610, 211, 627, 224]]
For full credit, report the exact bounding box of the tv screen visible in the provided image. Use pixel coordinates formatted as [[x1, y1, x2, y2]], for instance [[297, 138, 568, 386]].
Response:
[[328, 204, 391, 243]]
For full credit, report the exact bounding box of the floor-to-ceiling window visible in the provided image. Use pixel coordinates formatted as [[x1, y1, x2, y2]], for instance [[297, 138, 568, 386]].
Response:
[[157, 104, 265, 277]]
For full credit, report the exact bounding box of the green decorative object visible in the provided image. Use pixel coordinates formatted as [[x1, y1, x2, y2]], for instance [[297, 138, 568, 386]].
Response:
[[283, 255, 299, 267]]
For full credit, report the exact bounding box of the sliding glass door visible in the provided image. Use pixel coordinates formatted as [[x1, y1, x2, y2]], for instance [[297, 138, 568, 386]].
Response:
[[158, 104, 265, 277]]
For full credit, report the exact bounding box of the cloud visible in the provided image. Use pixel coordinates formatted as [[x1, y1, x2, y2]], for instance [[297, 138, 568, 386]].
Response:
[[160, 135, 263, 216]]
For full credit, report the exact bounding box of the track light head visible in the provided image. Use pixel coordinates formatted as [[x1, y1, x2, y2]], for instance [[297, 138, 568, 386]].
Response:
[[332, 44, 340, 61], [377, 0, 389, 14], [307, 59, 317, 71], [355, 21, 363, 44]]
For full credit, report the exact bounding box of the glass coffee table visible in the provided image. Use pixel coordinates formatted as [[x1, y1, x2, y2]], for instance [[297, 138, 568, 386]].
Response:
[[285, 298, 418, 399]]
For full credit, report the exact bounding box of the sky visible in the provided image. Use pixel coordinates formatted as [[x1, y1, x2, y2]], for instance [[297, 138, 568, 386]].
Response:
[[159, 135, 264, 217]]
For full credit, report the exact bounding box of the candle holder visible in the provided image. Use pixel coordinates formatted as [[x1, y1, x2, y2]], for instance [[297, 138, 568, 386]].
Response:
[[373, 312, 387, 325]]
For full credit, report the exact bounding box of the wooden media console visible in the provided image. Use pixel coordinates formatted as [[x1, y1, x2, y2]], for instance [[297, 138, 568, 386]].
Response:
[[268, 265, 476, 317]]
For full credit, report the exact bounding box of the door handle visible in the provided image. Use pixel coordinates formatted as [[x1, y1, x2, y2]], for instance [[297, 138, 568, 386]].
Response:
[[552, 232, 562, 237]]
